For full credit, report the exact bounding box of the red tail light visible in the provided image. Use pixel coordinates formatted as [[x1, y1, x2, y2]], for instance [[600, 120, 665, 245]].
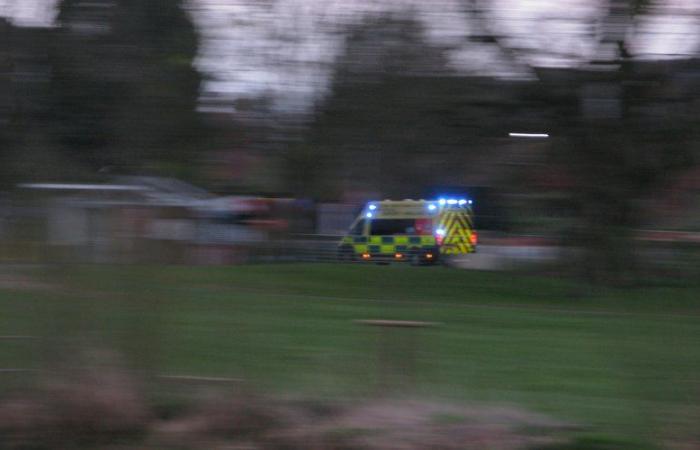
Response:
[[436, 235, 443, 245], [469, 232, 478, 245]]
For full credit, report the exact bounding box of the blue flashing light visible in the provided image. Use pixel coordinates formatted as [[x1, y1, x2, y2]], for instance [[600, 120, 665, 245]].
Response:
[[447, 199, 458, 205], [368, 204, 377, 210], [468, 200, 473, 205], [458, 199, 467, 206], [428, 204, 437, 211], [436, 228, 446, 236], [366, 212, 373, 218], [438, 198, 446, 206]]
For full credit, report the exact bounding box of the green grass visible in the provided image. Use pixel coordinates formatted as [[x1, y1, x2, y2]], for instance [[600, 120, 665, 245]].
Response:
[[1, 263, 700, 442]]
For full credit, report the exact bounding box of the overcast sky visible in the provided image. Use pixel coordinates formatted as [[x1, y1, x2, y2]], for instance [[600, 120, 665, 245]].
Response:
[[0, 0, 59, 27], [2, 0, 700, 113]]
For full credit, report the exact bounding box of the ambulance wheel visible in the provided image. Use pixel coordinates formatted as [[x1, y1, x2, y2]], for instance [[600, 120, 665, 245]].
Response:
[[409, 250, 422, 266], [440, 255, 453, 267], [338, 245, 355, 262]]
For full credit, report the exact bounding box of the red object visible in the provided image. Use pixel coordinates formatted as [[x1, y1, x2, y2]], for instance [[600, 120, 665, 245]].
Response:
[[415, 219, 433, 235]]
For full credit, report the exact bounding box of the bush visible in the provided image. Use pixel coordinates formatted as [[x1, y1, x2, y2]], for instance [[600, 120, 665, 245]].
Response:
[[0, 359, 149, 449]]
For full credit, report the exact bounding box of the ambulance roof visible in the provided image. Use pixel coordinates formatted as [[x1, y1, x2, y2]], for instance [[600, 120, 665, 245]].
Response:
[[363, 198, 471, 219]]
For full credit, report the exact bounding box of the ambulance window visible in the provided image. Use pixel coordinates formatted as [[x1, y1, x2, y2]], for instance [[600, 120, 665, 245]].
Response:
[[349, 220, 365, 235], [370, 219, 416, 235], [415, 219, 433, 235]]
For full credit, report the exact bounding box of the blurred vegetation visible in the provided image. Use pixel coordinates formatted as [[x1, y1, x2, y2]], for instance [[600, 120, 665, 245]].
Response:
[[3, 264, 700, 444], [2, 4, 700, 449]]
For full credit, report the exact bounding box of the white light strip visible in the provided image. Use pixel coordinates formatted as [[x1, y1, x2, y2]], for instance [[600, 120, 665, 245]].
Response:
[[509, 133, 549, 138]]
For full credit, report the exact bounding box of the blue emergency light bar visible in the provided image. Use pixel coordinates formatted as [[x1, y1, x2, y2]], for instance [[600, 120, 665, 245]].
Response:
[[364, 198, 472, 216], [436, 197, 472, 207]]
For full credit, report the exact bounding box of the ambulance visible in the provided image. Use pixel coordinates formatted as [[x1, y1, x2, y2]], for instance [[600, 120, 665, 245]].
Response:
[[338, 198, 477, 265]]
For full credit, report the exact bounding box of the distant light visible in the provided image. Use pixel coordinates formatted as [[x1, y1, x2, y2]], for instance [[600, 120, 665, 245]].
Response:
[[468, 200, 473, 205], [458, 199, 467, 206], [509, 132, 549, 138], [368, 204, 377, 210], [428, 204, 437, 211], [447, 199, 458, 205], [438, 198, 446, 206], [436, 228, 446, 236], [366, 212, 373, 218]]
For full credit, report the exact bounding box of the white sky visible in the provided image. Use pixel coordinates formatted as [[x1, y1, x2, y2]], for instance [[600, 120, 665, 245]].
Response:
[[631, 0, 700, 59], [0, 0, 60, 27], [3, 0, 700, 112], [185, 0, 700, 112]]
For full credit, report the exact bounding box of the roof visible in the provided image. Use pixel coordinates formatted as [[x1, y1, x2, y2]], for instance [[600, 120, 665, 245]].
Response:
[[112, 176, 211, 199], [17, 183, 148, 192]]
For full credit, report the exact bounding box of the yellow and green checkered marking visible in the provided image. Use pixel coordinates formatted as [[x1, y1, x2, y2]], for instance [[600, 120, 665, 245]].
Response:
[[341, 235, 437, 255]]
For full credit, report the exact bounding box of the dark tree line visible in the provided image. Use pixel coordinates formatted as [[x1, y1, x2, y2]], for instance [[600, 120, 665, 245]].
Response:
[[0, 0, 204, 188], [1, 1, 699, 283]]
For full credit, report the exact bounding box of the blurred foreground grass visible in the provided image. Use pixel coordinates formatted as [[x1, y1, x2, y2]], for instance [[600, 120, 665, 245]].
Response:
[[1, 263, 699, 442]]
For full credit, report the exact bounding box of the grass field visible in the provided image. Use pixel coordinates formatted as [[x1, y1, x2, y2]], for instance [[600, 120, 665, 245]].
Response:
[[1, 263, 700, 443]]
